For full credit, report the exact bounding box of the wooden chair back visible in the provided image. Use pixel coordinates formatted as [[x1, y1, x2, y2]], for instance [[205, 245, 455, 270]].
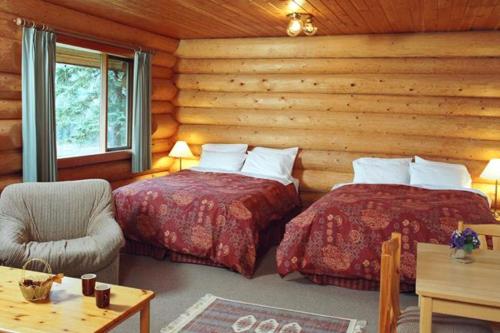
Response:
[[459, 221, 500, 250], [378, 232, 402, 333]]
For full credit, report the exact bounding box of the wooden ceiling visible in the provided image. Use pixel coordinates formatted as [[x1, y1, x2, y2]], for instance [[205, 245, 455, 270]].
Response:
[[45, 0, 500, 39]]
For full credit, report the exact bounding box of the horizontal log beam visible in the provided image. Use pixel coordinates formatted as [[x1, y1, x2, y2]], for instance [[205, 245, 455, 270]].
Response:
[[0, 37, 20, 74], [151, 113, 178, 139], [0, 73, 21, 100], [175, 32, 500, 58], [175, 57, 500, 75], [152, 66, 174, 80], [0, 14, 21, 40], [0, 149, 21, 175], [175, 90, 500, 118], [0, 119, 21, 150], [293, 169, 352, 192], [0, 100, 21, 119], [0, 0, 178, 53], [152, 52, 177, 68], [178, 124, 500, 161], [152, 79, 177, 101], [177, 107, 500, 141], [58, 159, 131, 182], [152, 101, 175, 114], [152, 137, 176, 153], [0, 173, 21, 192], [175, 73, 500, 98]]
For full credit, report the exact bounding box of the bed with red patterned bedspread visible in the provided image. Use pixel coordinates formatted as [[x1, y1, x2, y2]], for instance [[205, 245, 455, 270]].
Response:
[[113, 170, 301, 277], [277, 184, 496, 290]]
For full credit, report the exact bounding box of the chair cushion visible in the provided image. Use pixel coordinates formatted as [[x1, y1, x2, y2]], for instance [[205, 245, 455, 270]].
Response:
[[397, 306, 493, 333]]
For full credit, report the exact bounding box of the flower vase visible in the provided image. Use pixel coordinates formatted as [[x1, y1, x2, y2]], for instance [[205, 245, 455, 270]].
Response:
[[451, 248, 473, 264]]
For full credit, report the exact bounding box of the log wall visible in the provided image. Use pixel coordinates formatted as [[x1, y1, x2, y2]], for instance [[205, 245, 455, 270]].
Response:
[[0, 1, 179, 190], [174, 32, 500, 207]]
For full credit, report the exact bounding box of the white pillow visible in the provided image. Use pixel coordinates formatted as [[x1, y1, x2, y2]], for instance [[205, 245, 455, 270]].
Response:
[[352, 157, 412, 184], [202, 143, 248, 154], [198, 150, 246, 171], [415, 156, 470, 169], [241, 147, 298, 179], [411, 157, 472, 187]]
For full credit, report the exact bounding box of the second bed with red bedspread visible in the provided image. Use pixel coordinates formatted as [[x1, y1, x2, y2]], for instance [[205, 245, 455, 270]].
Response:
[[113, 170, 301, 277], [277, 184, 496, 290]]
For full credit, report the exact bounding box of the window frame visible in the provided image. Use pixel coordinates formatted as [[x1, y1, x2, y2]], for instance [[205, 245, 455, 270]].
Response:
[[103, 54, 134, 152], [55, 44, 134, 158]]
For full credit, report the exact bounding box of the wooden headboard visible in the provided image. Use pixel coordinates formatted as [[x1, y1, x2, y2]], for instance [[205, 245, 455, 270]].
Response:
[[172, 32, 500, 207]]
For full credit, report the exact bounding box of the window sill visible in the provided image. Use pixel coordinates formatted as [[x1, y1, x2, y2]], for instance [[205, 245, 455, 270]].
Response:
[[58, 150, 131, 169]]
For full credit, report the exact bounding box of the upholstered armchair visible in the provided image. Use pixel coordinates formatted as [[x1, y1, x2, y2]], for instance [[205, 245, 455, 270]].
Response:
[[0, 179, 124, 284]]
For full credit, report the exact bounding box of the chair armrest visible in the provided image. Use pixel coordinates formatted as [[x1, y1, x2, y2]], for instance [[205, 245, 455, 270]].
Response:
[[0, 215, 30, 266], [87, 212, 125, 259]]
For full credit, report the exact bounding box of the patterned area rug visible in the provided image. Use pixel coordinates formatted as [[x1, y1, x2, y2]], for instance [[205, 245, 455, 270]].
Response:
[[162, 294, 366, 333]]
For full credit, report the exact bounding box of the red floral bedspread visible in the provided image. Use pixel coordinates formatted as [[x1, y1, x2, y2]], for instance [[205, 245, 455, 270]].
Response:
[[277, 184, 496, 289], [113, 170, 300, 277]]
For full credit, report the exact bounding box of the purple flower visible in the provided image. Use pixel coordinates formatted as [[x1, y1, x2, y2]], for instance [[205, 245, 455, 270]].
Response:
[[450, 228, 481, 251]]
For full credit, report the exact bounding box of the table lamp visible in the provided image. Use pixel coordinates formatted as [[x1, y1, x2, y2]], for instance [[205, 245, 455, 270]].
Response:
[[480, 158, 500, 217], [169, 140, 194, 170]]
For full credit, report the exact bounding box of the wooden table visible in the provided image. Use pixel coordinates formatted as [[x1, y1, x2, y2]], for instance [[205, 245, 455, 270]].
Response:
[[0, 266, 154, 333], [416, 243, 500, 333]]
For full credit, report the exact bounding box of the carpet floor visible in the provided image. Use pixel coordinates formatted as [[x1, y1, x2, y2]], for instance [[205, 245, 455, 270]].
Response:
[[113, 247, 418, 333]]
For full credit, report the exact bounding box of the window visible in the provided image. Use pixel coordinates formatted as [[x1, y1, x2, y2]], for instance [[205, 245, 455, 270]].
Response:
[[55, 45, 133, 158]]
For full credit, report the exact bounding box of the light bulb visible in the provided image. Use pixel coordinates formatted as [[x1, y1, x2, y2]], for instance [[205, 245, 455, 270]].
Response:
[[287, 13, 303, 37], [303, 18, 317, 36]]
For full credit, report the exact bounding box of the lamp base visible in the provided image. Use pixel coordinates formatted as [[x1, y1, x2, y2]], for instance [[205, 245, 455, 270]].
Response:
[[493, 180, 498, 221]]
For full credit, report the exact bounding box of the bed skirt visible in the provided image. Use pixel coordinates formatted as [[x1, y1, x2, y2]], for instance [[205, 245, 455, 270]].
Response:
[[121, 239, 168, 260], [305, 273, 415, 292]]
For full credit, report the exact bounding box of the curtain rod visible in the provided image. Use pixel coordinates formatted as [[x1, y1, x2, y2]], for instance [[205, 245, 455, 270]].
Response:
[[14, 17, 156, 54]]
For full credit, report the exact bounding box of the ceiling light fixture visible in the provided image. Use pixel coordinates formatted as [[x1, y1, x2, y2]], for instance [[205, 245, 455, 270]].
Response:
[[286, 12, 304, 37], [302, 17, 318, 36], [286, 13, 317, 37]]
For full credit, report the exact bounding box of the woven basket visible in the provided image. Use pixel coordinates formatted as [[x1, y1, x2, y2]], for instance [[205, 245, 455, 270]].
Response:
[[18, 258, 53, 302]]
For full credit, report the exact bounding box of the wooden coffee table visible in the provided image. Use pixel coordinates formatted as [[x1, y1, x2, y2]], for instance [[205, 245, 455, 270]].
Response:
[[416, 243, 500, 333], [0, 266, 154, 333]]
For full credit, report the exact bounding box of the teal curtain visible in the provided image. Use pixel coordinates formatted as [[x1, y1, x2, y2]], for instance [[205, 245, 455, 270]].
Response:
[[131, 51, 152, 173], [21, 27, 57, 182]]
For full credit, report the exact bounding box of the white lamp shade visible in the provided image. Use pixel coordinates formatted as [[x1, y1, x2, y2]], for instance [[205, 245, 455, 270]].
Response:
[[480, 159, 500, 180], [169, 141, 194, 158]]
